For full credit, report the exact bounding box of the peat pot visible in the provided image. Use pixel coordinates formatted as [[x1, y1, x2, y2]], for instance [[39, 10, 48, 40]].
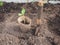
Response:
[[17, 16, 32, 32]]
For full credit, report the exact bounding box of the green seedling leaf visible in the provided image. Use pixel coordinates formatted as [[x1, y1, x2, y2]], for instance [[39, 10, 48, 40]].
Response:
[[0, 1, 3, 6], [21, 8, 26, 15], [18, 13, 23, 16], [18, 8, 26, 16]]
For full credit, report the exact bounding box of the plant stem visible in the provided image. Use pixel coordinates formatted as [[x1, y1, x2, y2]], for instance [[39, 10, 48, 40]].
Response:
[[35, 0, 44, 36]]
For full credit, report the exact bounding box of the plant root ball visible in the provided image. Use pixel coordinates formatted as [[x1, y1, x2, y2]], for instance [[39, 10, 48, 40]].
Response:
[[17, 16, 32, 32]]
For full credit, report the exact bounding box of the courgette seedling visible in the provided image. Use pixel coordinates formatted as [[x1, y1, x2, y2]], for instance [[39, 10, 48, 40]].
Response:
[[0, 1, 3, 7], [18, 8, 26, 16], [18, 8, 26, 24]]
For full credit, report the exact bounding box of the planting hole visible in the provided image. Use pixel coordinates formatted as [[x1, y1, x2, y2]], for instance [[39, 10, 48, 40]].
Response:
[[21, 19, 30, 24]]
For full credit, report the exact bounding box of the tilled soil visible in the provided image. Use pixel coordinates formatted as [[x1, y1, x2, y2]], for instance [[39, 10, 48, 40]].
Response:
[[0, 2, 60, 45]]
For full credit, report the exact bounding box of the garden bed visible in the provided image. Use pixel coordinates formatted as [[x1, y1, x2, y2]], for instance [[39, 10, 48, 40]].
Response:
[[0, 2, 60, 45]]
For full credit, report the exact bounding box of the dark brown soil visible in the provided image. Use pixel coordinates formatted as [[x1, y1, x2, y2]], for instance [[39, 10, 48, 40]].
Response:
[[0, 2, 60, 45]]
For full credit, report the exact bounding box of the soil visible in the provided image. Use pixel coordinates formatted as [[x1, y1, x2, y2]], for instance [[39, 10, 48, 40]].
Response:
[[0, 2, 60, 45]]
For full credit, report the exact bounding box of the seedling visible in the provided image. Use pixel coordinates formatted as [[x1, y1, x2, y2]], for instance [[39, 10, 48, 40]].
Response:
[[18, 8, 26, 16], [0, 1, 3, 6], [18, 8, 26, 24]]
